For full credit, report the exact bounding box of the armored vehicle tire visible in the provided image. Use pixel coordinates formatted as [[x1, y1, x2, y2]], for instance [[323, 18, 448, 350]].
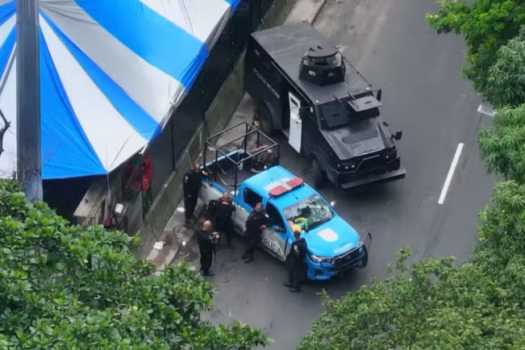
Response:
[[311, 158, 326, 188], [257, 103, 275, 136]]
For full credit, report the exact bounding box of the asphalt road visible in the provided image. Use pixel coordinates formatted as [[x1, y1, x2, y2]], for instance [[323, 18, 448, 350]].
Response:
[[179, 1, 497, 349]]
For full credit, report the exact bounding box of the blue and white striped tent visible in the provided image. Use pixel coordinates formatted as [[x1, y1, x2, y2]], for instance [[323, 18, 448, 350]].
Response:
[[0, 0, 239, 179]]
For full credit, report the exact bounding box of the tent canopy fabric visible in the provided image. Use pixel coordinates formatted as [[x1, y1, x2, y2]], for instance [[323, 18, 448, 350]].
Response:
[[0, 0, 239, 179]]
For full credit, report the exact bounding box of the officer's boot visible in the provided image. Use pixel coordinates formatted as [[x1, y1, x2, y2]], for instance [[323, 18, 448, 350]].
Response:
[[244, 252, 254, 263], [283, 273, 294, 289], [289, 279, 301, 293]]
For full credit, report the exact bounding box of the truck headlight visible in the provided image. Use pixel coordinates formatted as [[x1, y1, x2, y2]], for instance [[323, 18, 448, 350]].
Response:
[[309, 253, 334, 264], [344, 161, 356, 170], [357, 239, 364, 253], [385, 150, 397, 160]]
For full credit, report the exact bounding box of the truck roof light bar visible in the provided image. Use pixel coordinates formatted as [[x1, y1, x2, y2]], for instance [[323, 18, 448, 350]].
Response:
[[269, 177, 304, 197]]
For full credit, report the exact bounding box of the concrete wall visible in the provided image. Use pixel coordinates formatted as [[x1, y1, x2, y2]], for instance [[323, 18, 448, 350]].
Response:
[[134, 0, 297, 258]]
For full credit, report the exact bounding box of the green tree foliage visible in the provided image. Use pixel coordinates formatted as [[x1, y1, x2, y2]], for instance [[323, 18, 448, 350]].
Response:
[[485, 26, 525, 108], [479, 104, 525, 182], [426, 0, 525, 98], [298, 181, 525, 350], [0, 180, 267, 349]]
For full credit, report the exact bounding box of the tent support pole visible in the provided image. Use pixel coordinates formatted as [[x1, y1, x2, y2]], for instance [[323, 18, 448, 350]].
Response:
[[17, 0, 42, 201]]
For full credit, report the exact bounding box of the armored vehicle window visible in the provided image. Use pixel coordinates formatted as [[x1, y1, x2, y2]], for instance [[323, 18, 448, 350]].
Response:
[[346, 119, 379, 143], [320, 101, 350, 129], [266, 203, 285, 228], [243, 188, 263, 209]]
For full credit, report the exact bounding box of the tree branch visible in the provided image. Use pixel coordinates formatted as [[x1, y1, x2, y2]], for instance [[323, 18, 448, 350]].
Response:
[[0, 107, 11, 159]]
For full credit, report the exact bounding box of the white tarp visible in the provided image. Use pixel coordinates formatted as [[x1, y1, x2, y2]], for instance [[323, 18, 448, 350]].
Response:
[[0, 0, 239, 179]]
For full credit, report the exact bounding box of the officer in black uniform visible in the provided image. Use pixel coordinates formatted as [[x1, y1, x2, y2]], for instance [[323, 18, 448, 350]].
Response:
[[242, 202, 269, 263], [197, 220, 219, 276], [214, 192, 236, 248], [284, 228, 308, 293], [183, 163, 208, 226]]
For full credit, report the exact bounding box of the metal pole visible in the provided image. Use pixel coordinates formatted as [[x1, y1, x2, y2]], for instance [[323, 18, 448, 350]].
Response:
[[214, 150, 218, 183], [17, 0, 42, 201], [170, 117, 176, 170]]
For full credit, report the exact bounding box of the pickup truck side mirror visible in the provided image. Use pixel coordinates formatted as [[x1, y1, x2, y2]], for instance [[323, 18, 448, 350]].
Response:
[[392, 131, 402, 141]]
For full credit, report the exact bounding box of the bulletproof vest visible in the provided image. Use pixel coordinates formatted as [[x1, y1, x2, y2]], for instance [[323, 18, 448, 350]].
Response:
[[291, 238, 307, 261], [185, 172, 202, 192], [246, 212, 265, 232], [197, 229, 214, 250], [217, 202, 233, 219]]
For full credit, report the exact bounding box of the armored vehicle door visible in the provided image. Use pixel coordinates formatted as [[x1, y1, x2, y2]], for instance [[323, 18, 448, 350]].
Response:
[[288, 92, 302, 153]]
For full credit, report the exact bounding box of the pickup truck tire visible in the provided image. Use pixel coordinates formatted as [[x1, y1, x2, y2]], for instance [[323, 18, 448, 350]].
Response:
[[257, 103, 275, 136], [311, 158, 326, 188]]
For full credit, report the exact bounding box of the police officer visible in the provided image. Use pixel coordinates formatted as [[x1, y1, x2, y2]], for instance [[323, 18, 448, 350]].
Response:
[[197, 220, 219, 276], [215, 192, 236, 248], [284, 226, 307, 293], [242, 202, 269, 263], [183, 163, 208, 226]]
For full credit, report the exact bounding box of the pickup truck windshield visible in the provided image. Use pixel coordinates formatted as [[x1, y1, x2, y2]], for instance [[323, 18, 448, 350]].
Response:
[[283, 194, 334, 230]]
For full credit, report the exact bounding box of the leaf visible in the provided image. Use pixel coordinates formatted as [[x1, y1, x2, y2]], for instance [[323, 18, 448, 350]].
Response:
[[0, 179, 267, 350]]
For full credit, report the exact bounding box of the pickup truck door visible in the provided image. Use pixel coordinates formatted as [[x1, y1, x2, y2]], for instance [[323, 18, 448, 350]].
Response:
[[233, 186, 256, 237], [288, 92, 302, 154], [262, 200, 289, 261]]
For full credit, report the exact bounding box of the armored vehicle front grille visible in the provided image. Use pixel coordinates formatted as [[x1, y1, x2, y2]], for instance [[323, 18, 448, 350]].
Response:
[[358, 155, 383, 172]]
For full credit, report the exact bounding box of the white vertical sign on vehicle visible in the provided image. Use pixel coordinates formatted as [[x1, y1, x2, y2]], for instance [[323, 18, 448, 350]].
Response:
[[288, 92, 302, 153]]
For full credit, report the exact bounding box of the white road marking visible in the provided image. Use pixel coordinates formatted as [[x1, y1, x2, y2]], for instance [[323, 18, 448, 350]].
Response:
[[438, 143, 464, 205]]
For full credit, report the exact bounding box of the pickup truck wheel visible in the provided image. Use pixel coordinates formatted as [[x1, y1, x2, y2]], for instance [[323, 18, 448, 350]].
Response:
[[257, 103, 275, 136], [311, 158, 326, 188]]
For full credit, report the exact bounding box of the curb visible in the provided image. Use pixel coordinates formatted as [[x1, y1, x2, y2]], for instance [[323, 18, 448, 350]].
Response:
[[147, 203, 206, 271], [285, 0, 329, 25], [311, 0, 329, 24]]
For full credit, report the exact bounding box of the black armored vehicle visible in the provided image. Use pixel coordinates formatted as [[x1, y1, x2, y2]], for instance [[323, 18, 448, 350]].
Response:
[[244, 22, 406, 189]]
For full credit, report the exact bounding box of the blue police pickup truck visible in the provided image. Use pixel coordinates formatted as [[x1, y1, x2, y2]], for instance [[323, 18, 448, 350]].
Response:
[[199, 123, 371, 280]]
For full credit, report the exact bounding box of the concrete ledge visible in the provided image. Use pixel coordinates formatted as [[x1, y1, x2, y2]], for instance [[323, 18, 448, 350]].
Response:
[[135, 0, 297, 259], [286, 0, 328, 24]]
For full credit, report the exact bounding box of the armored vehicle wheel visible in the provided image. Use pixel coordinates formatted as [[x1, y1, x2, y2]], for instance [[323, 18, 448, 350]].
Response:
[[311, 158, 326, 188], [257, 103, 275, 136]]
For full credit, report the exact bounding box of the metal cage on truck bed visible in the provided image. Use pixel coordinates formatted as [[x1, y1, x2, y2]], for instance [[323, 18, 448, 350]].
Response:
[[203, 122, 281, 192]]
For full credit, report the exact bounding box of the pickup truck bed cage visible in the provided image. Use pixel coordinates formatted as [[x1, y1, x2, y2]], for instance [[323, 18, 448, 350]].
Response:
[[203, 122, 280, 193]]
